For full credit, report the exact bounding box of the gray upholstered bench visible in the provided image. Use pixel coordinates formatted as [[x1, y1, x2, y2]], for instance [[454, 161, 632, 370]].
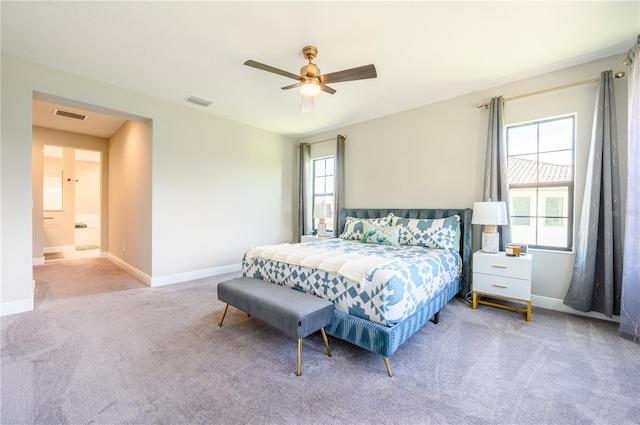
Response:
[[217, 277, 334, 376]]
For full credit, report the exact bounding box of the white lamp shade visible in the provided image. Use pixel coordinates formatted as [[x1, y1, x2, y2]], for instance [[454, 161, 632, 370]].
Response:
[[472, 201, 508, 253], [471, 202, 508, 225], [313, 204, 332, 219]]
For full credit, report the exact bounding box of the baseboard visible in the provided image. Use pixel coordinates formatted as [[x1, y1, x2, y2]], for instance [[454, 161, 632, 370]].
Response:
[[149, 263, 242, 287], [33, 257, 45, 266], [107, 254, 152, 286], [1, 299, 34, 316], [532, 294, 619, 323], [106, 255, 240, 288], [1, 280, 35, 316]]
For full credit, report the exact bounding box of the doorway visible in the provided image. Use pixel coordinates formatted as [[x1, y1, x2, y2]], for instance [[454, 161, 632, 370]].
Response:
[[32, 94, 152, 272], [43, 145, 102, 261], [33, 95, 127, 266]]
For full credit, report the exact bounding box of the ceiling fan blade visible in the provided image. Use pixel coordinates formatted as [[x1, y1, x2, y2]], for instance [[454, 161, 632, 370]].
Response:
[[281, 82, 300, 90], [244, 60, 301, 81], [320, 84, 336, 95], [320, 64, 377, 84], [301, 95, 314, 113]]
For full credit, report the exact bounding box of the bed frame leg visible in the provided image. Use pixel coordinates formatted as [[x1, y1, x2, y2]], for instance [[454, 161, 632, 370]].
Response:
[[383, 356, 393, 377], [430, 311, 440, 325], [218, 304, 229, 327]]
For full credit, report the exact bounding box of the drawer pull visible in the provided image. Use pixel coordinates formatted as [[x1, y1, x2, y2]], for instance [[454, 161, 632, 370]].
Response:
[[492, 264, 508, 269], [492, 284, 508, 288]]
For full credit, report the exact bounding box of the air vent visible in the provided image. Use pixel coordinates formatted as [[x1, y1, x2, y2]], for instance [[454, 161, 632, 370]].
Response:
[[53, 109, 87, 120], [185, 95, 212, 107]]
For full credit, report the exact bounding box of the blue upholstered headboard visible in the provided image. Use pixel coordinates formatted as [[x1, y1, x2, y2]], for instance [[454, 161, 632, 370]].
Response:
[[338, 208, 473, 297]]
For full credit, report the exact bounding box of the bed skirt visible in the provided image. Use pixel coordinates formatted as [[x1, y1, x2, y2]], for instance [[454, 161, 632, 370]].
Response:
[[324, 276, 460, 358]]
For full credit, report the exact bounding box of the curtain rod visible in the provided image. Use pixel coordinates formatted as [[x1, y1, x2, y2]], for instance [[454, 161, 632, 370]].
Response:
[[297, 135, 347, 147], [476, 71, 626, 109]]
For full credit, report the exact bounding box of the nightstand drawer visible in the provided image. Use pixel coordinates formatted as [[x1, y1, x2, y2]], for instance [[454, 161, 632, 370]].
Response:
[[473, 273, 531, 301], [473, 252, 531, 280]]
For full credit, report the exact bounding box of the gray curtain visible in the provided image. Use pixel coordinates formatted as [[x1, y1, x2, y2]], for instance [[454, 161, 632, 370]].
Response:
[[483, 96, 512, 250], [564, 70, 623, 318], [620, 35, 640, 342], [296, 143, 312, 242], [333, 135, 346, 235]]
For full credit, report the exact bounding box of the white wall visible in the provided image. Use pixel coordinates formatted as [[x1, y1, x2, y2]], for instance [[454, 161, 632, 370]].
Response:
[[301, 53, 628, 319], [148, 99, 296, 285], [108, 120, 153, 277], [1, 53, 295, 314], [2, 56, 37, 315]]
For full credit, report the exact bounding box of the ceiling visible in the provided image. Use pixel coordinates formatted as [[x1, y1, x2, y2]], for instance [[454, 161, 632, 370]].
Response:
[[33, 99, 127, 139], [2, 1, 639, 139]]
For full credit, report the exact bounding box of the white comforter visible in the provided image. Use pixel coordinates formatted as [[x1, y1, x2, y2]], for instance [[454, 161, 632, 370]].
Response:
[[245, 244, 393, 287]]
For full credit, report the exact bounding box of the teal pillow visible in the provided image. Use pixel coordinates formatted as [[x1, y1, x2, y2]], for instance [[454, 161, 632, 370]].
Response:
[[394, 215, 460, 249], [362, 223, 399, 245]]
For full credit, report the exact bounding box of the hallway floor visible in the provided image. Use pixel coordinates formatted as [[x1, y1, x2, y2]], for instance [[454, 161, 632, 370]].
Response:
[[44, 248, 101, 263]]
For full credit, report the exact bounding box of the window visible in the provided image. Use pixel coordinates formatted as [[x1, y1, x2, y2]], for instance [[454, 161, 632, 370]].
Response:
[[312, 157, 334, 233], [512, 196, 531, 225], [545, 197, 563, 226], [507, 116, 575, 250]]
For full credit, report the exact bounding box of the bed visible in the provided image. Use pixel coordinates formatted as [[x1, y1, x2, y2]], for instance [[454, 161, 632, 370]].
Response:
[[242, 208, 472, 376]]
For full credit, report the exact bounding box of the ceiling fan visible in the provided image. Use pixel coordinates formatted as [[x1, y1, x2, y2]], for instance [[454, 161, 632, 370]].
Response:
[[244, 45, 377, 112]]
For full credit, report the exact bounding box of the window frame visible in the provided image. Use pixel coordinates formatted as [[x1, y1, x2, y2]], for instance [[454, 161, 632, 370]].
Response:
[[507, 115, 575, 252], [311, 156, 335, 234]]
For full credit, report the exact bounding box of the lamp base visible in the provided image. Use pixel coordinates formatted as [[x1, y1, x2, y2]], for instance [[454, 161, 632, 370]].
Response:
[[317, 222, 326, 237], [481, 232, 500, 253]]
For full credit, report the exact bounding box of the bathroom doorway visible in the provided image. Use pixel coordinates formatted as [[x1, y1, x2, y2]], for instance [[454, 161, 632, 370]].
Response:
[[73, 148, 102, 259], [43, 145, 102, 261]]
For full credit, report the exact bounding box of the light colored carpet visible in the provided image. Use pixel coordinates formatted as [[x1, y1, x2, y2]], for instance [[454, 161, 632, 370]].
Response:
[[2, 258, 639, 424]]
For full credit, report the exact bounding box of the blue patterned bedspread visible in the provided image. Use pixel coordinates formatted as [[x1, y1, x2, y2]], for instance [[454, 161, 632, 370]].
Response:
[[242, 238, 461, 326]]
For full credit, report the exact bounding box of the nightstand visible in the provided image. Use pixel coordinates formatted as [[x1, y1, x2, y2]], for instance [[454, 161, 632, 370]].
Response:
[[472, 250, 533, 321], [301, 235, 333, 242]]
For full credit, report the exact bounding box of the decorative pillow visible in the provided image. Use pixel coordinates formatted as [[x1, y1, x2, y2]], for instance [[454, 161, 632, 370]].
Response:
[[394, 215, 460, 249], [339, 216, 391, 240], [388, 212, 397, 226], [362, 223, 399, 245], [453, 221, 461, 252]]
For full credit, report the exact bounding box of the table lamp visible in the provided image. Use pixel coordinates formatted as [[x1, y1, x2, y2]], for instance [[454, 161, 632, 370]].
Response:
[[472, 201, 508, 253], [313, 204, 332, 237]]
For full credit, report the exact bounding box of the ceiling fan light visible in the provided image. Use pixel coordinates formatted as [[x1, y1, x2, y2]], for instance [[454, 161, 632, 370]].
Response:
[[300, 79, 321, 96]]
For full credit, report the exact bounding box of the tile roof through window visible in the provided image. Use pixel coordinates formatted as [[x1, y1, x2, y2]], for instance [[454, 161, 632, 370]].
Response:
[[509, 157, 572, 185]]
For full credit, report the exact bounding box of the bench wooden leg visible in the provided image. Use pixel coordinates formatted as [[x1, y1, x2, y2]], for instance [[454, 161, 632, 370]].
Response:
[[383, 356, 393, 377], [320, 328, 332, 357], [218, 304, 229, 327], [296, 338, 303, 376]]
